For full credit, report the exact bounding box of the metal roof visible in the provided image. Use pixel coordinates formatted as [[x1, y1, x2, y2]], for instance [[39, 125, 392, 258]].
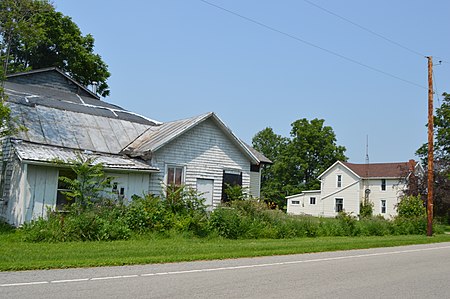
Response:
[[122, 112, 266, 164], [5, 85, 158, 154], [6, 67, 101, 100], [5, 68, 268, 167], [13, 141, 158, 172]]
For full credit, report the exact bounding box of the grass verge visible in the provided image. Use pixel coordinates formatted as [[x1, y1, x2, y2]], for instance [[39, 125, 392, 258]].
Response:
[[1, 232, 450, 271]]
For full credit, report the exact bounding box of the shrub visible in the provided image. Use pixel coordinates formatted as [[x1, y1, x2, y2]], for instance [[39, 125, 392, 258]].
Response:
[[22, 200, 131, 242], [336, 211, 359, 236], [360, 200, 373, 219], [357, 218, 392, 236], [209, 207, 242, 239], [396, 195, 426, 218], [125, 194, 168, 232], [57, 154, 113, 208], [392, 216, 427, 235]]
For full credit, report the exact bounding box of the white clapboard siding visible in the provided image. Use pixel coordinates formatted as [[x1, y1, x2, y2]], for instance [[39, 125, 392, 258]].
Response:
[[106, 171, 151, 203], [149, 118, 251, 208], [249, 170, 261, 198], [6, 159, 28, 226], [361, 178, 403, 219], [27, 165, 58, 221], [319, 164, 361, 217]]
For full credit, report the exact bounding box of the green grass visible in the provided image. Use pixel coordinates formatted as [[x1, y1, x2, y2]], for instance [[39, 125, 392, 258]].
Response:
[[1, 231, 450, 271]]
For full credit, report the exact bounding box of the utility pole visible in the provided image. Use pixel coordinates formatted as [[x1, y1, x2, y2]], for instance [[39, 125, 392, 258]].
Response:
[[427, 56, 434, 237]]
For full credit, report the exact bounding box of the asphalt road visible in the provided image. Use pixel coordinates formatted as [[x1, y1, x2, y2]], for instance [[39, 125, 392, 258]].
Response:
[[1, 242, 450, 299]]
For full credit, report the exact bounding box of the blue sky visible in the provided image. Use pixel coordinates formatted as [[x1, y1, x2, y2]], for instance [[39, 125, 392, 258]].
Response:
[[55, 0, 450, 163]]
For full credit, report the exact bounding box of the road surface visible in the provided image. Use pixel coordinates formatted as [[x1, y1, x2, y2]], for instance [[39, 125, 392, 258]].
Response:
[[1, 242, 450, 298]]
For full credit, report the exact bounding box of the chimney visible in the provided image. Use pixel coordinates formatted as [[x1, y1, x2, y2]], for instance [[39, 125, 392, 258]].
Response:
[[408, 159, 416, 172]]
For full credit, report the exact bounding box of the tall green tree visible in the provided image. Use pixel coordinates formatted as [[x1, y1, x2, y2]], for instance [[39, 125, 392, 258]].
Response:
[[0, 0, 110, 97], [252, 118, 347, 209], [416, 92, 450, 221], [252, 127, 289, 206]]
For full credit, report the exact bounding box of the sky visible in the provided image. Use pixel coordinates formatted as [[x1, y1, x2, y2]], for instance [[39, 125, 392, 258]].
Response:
[[54, 0, 450, 164]]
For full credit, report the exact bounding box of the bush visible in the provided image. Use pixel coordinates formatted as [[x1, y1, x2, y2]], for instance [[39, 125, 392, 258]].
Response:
[[392, 216, 427, 235], [397, 195, 426, 218], [209, 207, 242, 239], [22, 200, 131, 242], [360, 200, 373, 219], [357, 218, 392, 236], [125, 194, 169, 232]]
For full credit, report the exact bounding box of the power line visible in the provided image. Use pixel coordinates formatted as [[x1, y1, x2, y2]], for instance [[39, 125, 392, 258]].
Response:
[[199, 0, 427, 90], [303, 0, 426, 58], [303, 0, 450, 65], [432, 68, 441, 106]]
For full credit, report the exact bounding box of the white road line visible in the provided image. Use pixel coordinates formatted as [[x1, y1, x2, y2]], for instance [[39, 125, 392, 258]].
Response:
[[2, 244, 449, 288], [1, 281, 49, 287], [90, 275, 134, 281], [51, 278, 90, 284]]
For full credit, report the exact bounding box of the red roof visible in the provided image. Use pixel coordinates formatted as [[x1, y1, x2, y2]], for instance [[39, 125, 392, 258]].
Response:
[[342, 161, 415, 178]]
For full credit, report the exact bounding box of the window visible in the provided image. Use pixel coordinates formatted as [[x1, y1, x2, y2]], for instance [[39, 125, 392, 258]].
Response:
[[337, 175, 342, 188], [381, 200, 386, 214], [221, 170, 243, 202], [112, 182, 125, 200], [292, 200, 300, 205], [335, 198, 344, 212], [310, 197, 316, 205], [250, 164, 260, 172], [167, 166, 184, 186], [381, 179, 386, 191], [56, 169, 77, 210]]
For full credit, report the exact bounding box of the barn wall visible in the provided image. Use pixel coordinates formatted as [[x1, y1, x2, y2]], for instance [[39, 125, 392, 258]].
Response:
[[149, 118, 251, 209], [105, 171, 151, 203], [26, 165, 58, 221]]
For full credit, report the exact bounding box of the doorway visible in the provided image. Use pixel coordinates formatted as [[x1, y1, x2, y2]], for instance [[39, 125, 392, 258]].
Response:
[[197, 179, 214, 211]]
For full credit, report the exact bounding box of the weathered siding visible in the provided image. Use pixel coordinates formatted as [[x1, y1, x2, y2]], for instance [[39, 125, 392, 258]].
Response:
[[0, 138, 13, 221], [27, 165, 58, 221], [5, 160, 27, 226], [249, 170, 261, 198], [149, 118, 251, 208], [106, 171, 151, 203]]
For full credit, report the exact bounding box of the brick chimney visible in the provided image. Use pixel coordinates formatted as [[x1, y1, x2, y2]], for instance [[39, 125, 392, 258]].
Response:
[[408, 159, 416, 172]]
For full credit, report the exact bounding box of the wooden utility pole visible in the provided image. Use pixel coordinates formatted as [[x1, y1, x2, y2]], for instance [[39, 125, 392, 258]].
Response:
[[427, 56, 434, 237]]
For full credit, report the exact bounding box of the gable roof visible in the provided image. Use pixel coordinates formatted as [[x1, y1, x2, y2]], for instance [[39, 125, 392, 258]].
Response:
[[5, 68, 269, 166], [122, 112, 270, 164], [5, 69, 161, 155], [343, 161, 415, 178], [319, 160, 419, 180], [6, 67, 100, 100]]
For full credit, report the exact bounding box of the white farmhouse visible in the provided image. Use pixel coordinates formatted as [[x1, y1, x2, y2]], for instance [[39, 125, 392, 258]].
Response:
[[286, 160, 423, 219]]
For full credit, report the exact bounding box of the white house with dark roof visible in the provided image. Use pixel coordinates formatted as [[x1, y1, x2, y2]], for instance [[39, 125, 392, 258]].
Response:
[[0, 68, 270, 226], [286, 160, 423, 219]]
